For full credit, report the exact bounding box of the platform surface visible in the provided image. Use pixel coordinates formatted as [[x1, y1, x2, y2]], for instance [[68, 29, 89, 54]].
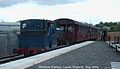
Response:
[[26, 41, 120, 69], [0, 41, 94, 69]]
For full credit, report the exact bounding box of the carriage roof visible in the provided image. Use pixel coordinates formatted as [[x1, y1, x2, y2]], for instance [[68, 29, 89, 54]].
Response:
[[54, 18, 89, 27]]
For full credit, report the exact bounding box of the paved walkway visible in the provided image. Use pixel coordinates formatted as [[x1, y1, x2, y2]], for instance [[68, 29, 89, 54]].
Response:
[[26, 41, 120, 69]]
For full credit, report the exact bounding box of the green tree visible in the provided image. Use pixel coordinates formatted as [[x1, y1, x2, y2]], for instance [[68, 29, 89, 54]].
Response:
[[95, 21, 120, 32]]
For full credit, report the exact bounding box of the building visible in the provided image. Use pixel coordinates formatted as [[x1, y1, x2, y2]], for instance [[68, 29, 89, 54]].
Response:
[[107, 32, 120, 43], [0, 21, 20, 33]]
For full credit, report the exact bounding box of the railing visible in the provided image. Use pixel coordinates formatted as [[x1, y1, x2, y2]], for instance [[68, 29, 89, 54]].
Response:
[[107, 40, 120, 52]]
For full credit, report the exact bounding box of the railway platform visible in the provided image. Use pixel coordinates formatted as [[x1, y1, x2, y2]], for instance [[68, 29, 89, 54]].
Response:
[[1, 41, 120, 69]]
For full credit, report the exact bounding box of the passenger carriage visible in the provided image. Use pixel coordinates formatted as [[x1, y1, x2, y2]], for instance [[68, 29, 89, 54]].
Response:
[[54, 18, 98, 45], [54, 18, 90, 45]]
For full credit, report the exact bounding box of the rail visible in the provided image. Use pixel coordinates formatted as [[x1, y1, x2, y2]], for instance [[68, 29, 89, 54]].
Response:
[[0, 54, 24, 64]]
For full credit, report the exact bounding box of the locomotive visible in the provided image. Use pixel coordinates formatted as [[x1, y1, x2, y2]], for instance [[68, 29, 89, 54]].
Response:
[[17, 19, 58, 56], [17, 18, 99, 56]]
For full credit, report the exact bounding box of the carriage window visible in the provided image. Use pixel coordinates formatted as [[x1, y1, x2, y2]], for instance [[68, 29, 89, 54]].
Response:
[[38, 23, 44, 29], [22, 23, 27, 29], [68, 26, 74, 32], [64, 27, 67, 31], [56, 26, 64, 30], [57, 25, 70, 32]]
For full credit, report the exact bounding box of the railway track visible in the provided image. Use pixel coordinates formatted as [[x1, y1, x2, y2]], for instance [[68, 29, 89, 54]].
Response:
[[0, 45, 68, 64], [0, 54, 24, 64], [0, 42, 82, 64]]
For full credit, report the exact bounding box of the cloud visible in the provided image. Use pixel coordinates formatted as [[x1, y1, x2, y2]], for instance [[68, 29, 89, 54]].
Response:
[[0, 0, 120, 25], [0, 3, 106, 24], [30, 0, 85, 5], [0, 0, 85, 7], [0, 0, 27, 7]]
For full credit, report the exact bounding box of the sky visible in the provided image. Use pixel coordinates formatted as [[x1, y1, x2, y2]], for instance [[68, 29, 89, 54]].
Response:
[[0, 0, 120, 25]]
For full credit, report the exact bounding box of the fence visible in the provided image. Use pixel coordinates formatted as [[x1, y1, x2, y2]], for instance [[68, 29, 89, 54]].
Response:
[[0, 32, 18, 57]]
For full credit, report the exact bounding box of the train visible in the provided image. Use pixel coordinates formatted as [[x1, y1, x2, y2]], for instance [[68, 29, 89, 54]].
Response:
[[16, 18, 99, 56], [54, 18, 98, 45]]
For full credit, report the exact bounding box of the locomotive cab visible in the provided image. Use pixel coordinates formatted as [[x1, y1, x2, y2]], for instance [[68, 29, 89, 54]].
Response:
[[17, 19, 57, 56]]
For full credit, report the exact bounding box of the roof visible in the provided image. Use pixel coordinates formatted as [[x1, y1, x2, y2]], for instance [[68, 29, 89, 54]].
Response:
[[20, 19, 52, 23], [54, 18, 89, 27], [0, 22, 20, 26]]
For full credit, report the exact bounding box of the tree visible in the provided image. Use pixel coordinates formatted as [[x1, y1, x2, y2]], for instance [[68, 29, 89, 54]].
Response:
[[95, 21, 120, 32]]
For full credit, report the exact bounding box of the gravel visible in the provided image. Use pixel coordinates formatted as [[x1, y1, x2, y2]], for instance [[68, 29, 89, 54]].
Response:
[[26, 41, 120, 69]]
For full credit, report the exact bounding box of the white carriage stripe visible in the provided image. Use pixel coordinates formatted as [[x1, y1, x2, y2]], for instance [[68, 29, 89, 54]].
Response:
[[0, 41, 94, 69]]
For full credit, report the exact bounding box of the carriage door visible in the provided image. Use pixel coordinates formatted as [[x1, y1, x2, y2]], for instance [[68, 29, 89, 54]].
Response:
[[73, 24, 78, 43]]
